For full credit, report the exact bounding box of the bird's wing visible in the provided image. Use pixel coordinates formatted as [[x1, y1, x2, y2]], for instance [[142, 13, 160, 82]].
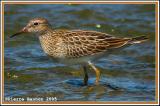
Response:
[[61, 30, 131, 58]]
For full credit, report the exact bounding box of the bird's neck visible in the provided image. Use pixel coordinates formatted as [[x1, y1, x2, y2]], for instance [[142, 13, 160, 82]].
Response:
[[39, 27, 53, 36]]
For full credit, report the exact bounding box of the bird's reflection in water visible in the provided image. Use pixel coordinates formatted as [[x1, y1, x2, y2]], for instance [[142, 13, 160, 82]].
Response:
[[65, 78, 124, 100]]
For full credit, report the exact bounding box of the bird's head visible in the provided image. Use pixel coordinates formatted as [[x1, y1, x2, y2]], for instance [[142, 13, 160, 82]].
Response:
[[10, 17, 51, 38]]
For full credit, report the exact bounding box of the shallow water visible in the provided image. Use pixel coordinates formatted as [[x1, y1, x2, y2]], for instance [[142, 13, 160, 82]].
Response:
[[4, 4, 155, 101]]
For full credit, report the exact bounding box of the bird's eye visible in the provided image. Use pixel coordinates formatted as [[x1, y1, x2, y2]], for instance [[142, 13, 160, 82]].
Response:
[[34, 22, 39, 25]]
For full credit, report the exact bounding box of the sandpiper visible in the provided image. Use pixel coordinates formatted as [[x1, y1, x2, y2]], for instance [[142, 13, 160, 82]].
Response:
[[10, 17, 148, 85]]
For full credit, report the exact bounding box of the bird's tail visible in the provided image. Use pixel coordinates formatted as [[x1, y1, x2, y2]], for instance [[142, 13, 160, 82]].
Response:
[[129, 35, 149, 44]]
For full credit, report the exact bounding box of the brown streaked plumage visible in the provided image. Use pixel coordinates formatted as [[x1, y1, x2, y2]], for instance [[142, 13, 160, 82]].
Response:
[[10, 17, 148, 85]]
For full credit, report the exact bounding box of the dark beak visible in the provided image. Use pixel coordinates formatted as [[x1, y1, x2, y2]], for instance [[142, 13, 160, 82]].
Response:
[[10, 27, 28, 38]]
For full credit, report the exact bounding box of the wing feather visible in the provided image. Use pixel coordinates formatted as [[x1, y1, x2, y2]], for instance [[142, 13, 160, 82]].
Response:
[[59, 30, 130, 58]]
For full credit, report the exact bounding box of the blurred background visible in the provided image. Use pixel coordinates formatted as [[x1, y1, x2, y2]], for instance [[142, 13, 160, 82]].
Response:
[[4, 4, 155, 101]]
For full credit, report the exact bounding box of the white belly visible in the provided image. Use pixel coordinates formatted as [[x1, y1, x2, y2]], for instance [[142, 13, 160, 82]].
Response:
[[51, 52, 106, 65]]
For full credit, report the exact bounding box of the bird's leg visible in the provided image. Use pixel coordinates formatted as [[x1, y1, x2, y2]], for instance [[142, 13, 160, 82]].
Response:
[[88, 61, 100, 85], [83, 65, 88, 86]]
